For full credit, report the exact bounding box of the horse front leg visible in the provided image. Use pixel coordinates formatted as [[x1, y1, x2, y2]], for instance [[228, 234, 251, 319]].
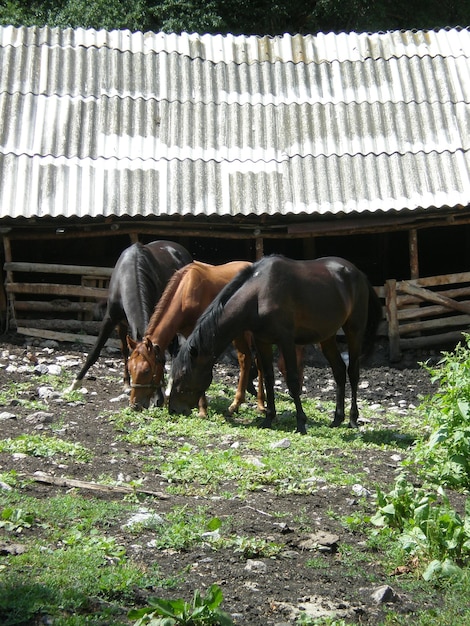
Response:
[[254, 339, 276, 429], [229, 335, 251, 414], [198, 393, 208, 418], [279, 342, 307, 434], [320, 337, 347, 427]]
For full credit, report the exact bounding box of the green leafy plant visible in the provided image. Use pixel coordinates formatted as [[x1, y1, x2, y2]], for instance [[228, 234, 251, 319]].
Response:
[[128, 583, 233, 625], [372, 479, 470, 572], [0, 434, 92, 462], [413, 336, 470, 489], [368, 339, 470, 581], [0, 507, 35, 533]]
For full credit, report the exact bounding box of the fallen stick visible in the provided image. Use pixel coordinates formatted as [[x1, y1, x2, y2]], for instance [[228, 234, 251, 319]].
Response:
[[23, 471, 169, 499]]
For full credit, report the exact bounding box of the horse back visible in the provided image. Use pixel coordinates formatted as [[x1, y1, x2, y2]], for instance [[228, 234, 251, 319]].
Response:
[[230, 255, 371, 344], [174, 260, 252, 328]]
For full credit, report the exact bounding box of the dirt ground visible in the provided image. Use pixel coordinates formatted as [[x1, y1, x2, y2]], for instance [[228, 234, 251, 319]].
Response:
[[0, 333, 445, 625]]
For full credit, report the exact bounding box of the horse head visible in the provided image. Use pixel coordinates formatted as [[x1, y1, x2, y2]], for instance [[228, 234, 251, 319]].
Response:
[[126, 335, 166, 410], [168, 342, 213, 415]]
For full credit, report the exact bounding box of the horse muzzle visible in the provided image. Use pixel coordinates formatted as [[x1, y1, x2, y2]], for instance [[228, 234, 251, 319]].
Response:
[[168, 395, 192, 415]]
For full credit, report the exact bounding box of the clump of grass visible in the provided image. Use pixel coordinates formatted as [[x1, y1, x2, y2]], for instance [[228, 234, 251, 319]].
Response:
[[0, 434, 92, 462]]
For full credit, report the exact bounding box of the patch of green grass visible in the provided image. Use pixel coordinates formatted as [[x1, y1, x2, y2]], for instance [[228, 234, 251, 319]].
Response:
[[0, 380, 48, 410], [0, 434, 92, 462], [0, 491, 219, 625], [108, 382, 421, 498]]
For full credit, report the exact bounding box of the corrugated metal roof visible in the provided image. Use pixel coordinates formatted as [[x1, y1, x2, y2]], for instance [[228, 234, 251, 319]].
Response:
[[0, 25, 469, 221]]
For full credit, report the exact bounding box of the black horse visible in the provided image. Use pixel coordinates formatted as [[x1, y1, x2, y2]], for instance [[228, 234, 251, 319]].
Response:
[[67, 240, 192, 403], [168, 255, 382, 433]]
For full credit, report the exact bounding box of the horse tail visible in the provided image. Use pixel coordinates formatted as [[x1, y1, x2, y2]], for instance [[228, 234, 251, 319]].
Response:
[[361, 281, 382, 358], [93, 298, 107, 321]]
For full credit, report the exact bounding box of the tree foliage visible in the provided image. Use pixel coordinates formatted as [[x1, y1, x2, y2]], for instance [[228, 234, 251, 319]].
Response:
[[0, 0, 469, 34]]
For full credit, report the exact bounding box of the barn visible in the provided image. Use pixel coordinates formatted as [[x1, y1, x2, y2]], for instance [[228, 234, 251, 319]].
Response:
[[1, 24, 470, 359]]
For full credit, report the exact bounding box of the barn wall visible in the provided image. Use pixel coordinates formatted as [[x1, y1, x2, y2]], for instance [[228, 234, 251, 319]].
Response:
[[3, 218, 470, 358]]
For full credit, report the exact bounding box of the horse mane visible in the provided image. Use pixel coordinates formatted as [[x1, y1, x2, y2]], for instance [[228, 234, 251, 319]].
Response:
[[174, 262, 256, 375], [134, 243, 165, 320], [145, 264, 193, 334]]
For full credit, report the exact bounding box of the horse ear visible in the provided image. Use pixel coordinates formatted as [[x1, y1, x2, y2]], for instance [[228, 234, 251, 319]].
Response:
[[127, 336, 137, 351], [152, 343, 163, 360], [144, 336, 153, 351], [189, 344, 199, 359]]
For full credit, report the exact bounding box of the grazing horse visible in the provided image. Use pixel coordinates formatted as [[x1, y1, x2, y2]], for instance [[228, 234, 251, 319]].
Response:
[[126, 260, 267, 415], [168, 255, 382, 434], [67, 240, 192, 402]]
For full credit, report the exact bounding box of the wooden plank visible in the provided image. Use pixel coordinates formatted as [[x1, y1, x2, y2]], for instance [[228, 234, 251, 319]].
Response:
[[400, 330, 467, 350], [14, 300, 96, 314], [408, 271, 470, 288], [398, 313, 470, 336], [16, 326, 120, 348], [397, 301, 470, 321], [398, 282, 470, 315], [16, 319, 105, 333], [6, 283, 108, 299], [24, 472, 169, 499], [396, 285, 470, 308], [4, 261, 113, 276]]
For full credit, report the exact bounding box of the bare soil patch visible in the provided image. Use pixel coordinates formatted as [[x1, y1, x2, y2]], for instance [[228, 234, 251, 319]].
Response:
[[0, 334, 443, 624]]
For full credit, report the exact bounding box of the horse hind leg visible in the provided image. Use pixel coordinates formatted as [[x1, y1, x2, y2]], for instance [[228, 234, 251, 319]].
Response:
[[118, 322, 132, 391], [66, 315, 116, 392], [344, 332, 363, 428], [320, 336, 347, 427]]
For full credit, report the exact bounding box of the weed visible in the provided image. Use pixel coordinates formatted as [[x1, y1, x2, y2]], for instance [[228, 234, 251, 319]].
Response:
[[128, 583, 233, 625]]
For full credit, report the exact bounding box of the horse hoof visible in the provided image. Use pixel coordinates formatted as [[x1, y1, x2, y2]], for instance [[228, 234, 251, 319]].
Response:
[[259, 419, 273, 429], [65, 380, 80, 394], [348, 421, 359, 429], [330, 419, 344, 428], [296, 427, 307, 435]]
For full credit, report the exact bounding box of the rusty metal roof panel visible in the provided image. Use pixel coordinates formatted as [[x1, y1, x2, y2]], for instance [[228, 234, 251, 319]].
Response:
[[0, 25, 469, 221]]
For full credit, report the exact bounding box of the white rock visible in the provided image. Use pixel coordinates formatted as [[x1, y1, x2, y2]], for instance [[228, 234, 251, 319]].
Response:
[[351, 484, 371, 497], [270, 438, 291, 449], [0, 411, 16, 420], [245, 559, 268, 572]]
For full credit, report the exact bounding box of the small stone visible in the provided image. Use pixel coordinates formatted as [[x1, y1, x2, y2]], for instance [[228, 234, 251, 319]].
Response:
[[26, 411, 54, 425], [270, 438, 291, 449], [0, 411, 16, 420], [352, 484, 371, 497], [370, 585, 399, 604], [245, 559, 268, 572]]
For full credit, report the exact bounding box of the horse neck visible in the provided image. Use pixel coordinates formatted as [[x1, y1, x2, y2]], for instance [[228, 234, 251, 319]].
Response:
[[145, 269, 191, 350], [147, 304, 184, 352]]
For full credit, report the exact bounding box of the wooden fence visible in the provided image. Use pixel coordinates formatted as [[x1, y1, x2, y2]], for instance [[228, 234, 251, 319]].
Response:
[[385, 271, 470, 361], [3, 261, 118, 347], [3, 261, 470, 361]]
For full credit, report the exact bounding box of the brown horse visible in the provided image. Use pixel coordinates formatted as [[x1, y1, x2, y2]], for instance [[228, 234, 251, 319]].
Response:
[[168, 256, 382, 434], [126, 261, 266, 414]]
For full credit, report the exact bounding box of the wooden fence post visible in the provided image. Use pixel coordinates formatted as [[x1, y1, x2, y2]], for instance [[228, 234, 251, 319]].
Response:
[[385, 278, 401, 361]]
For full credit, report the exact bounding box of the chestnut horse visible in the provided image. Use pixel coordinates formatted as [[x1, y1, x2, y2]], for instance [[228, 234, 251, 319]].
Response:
[[67, 240, 192, 402], [126, 260, 268, 415], [168, 256, 382, 434]]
